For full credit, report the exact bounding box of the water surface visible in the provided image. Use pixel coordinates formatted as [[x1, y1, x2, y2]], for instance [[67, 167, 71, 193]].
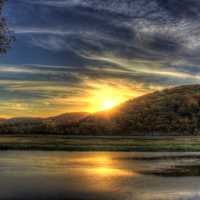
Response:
[[0, 151, 200, 200]]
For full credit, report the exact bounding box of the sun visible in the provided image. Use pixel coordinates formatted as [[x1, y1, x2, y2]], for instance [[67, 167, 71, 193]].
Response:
[[85, 83, 141, 113], [101, 100, 115, 110]]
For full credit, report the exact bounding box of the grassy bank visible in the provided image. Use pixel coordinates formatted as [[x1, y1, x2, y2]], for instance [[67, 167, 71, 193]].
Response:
[[0, 135, 199, 151]]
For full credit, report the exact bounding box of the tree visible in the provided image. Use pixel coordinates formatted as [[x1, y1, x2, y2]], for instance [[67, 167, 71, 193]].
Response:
[[0, 0, 14, 54]]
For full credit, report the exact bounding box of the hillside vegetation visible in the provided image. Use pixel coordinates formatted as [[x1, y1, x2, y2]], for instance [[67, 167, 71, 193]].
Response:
[[1, 85, 200, 135], [72, 85, 200, 135]]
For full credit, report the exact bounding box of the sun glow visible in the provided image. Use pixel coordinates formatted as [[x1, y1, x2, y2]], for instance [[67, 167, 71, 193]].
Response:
[[85, 82, 147, 113], [87, 86, 126, 112], [69, 154, 135, 177], [100, 100, 116, 110]]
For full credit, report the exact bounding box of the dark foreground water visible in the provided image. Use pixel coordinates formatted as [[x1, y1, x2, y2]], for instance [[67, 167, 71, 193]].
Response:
[[0, 151, 200, 200]]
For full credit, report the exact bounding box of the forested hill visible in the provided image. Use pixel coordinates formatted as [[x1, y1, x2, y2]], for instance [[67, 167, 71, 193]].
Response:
[[1, 85, 200, 135], [75, 84, 200, 135]]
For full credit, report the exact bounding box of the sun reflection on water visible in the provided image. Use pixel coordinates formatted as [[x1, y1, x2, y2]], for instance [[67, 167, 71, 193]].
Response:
[[89, 167, 134, 177], [69, 155, 112, 166], [65, 153, 136, 192], [68, 153, 136, 177]]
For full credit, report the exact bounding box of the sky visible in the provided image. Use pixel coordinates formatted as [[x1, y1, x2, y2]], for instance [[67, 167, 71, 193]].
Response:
[[1, 0, 200, 117]]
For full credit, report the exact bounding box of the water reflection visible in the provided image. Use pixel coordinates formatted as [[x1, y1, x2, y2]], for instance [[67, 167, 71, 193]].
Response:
[[69, 154, 112, 165], [63, 153, 136, 193], [0, 152, 200, 200], [144, 165, 200, 177], [89, 167, 134, 177], [68, 153, 135, 177]]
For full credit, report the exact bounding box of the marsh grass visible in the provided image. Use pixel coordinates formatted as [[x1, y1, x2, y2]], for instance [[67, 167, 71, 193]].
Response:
[[0, 135, 199, 151]]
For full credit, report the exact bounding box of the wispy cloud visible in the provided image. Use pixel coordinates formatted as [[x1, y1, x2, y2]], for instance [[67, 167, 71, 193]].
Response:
[[2, 0, 200, 116], [12, 27, 74, 35]]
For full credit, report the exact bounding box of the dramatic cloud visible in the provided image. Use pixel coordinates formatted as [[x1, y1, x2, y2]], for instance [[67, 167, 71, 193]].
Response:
[[1, 0, 200, 117]]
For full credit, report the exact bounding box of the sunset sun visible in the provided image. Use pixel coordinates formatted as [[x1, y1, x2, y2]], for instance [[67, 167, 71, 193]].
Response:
[[85, 83, 141, 113], [100, 100, 115, 110], [86, 84, 132, 113]]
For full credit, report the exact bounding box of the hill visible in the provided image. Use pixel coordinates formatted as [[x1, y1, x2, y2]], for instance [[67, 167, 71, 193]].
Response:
[[74, 84, 200, 135], [1, 84, 200, 135], [47, 112, 89, 125], [0, 113, 89, 134]]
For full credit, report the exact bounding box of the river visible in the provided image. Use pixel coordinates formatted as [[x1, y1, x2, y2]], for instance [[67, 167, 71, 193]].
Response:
[[0, 151, 200, 200]]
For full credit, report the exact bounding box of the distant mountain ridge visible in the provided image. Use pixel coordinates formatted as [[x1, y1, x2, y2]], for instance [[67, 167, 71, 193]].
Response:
[[1, 85, 200, 135], [47, 112, 89, 124]]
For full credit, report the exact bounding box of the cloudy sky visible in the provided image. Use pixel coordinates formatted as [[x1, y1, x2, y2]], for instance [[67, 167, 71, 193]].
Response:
[[1, 0, 200, 117]]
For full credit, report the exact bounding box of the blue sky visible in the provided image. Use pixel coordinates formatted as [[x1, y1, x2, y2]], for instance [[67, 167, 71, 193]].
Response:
[[1, 0, 200, 117]]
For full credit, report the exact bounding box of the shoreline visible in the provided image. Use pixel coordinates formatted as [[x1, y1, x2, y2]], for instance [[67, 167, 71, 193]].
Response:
[[0, 135, 198, 151]]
